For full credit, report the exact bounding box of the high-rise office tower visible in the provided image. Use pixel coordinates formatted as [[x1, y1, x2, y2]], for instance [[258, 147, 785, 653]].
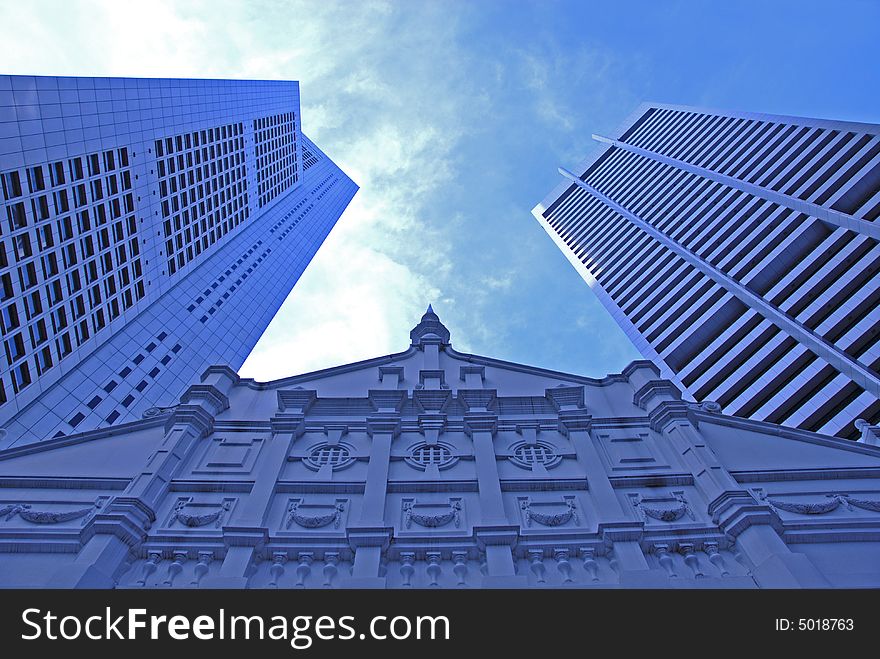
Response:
[[533, 103, 880, 439], [0, 76, 357, 446]]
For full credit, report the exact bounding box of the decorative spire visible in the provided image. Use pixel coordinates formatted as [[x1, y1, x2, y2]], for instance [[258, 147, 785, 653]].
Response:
[[410, 304, 451, 347]]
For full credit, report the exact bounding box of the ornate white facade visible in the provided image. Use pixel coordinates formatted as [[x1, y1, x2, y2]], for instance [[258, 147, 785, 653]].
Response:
[[1, 308, 879, 588]]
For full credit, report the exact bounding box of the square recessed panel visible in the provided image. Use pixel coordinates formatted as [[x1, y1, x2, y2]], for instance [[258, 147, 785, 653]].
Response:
[[193, 436, 263, 474], [596, 430, 669, 471]]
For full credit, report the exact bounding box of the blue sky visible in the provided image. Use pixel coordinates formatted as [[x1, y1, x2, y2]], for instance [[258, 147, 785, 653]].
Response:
[[2, 0, 878, 381]]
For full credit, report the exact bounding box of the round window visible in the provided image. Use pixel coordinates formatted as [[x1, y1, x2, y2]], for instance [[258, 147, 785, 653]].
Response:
[[406, 442, 457, 470], [303, 443, 354, 471], [509, 441, 562, 469]]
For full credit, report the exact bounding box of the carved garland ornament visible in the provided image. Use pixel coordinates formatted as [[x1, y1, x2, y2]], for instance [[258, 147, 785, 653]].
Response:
[[403, 501, 461, 529], [633, 493, 694, 522], [520, 498, 577, 527], [286, 501, 345, 529], [757, 491, 880, 515], [171, 500, 230, 528], [0, 500, 100, 525]]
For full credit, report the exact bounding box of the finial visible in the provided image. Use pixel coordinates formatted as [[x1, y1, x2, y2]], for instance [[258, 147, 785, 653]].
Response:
[[410, 304, 450, 347]]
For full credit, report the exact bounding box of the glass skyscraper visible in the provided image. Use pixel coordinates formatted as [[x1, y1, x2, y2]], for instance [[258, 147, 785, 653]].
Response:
[[0, 76, 357, 446], [534, 103, 880, 439]]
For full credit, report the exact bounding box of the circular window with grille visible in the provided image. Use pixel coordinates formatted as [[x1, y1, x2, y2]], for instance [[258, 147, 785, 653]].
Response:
[[509, 441, 562, 469], [303, 443, 355, 471], [405, 442, 458, 471]]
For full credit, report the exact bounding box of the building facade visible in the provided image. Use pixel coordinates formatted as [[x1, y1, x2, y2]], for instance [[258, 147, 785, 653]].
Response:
[[0, 308, 878, 589], [0, 76, 357, 446], [533, 104, 880, 439]]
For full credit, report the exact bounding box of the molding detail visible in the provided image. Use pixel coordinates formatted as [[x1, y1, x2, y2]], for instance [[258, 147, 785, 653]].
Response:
[[756, 491, 880, 515], [458, 389, 498, 412], [142, 405, 179, 419], [546, 385, 585, 411], [633, 379, 682, 410], [413, 388, 452, 412], [647, 400, 694, 432], [286, 501, 345, 529], [277, 388, 317, 414], [1, 499, 102, 525], [632, 493, 694, 522], [367, 390, 407, 414], [699, 401, 722, 414], [403, 500, 461, 529], [856, 419, 880, 446], [520, 497, 578, 527], [556, 410, 592, 436], [843, 495, 880, 513], [170, 499, 231, 528], [180, 384, 230, 415]]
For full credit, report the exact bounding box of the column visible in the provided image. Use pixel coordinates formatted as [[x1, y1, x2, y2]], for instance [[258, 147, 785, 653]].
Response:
[[347, 414, 399, 587], [557, 408, 648, 572]]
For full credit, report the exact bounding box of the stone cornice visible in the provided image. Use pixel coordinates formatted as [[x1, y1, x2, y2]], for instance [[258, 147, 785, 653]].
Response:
[[463, 412, 499, 436], [459, 365, 485, 383], [164, 404, 217, 438], [377, 365, 404, 383], [347, 526, 393, 548], [446, 346, 637, 388], [82, 496, 156, 547], [597, 521, 646, 543], [270, 413, 306, 436], [199, 364, 240, 386], [557, 410, 593, 436], [472, 524, 520, 548], [413, 387, 452, 413], [647, 400, 694, 433], [0, 416, 168, 461], [708, 490, 777, 537], [457, 388, 497, 412], [238, 348, 419, 390], [417, 413, 447, 432], [546, 385, 585, 411], [179, 384, 230, 416], [621, 360, 661, 380], [417, 369, 449, 389], [632, 379, 682, 411], [365, 415, 402, 437], [277, 389, 317, 414], [367, 389, 407, 413], [221, 526, 270, 548]]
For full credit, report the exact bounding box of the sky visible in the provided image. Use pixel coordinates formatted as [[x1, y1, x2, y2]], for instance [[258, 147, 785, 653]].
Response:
[[1, 0, 878, 382]]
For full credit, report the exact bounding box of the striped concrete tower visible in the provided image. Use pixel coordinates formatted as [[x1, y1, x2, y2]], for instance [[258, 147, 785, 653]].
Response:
[[533, 103, 880, 439]]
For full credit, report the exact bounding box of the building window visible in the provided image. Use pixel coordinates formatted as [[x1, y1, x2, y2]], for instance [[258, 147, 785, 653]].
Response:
[[303, 443, 355, 471], [11, 361, 31, 393], [509, 441, 562, 470], [1, 303, 20, 332], [405, 442, 458, 471]]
